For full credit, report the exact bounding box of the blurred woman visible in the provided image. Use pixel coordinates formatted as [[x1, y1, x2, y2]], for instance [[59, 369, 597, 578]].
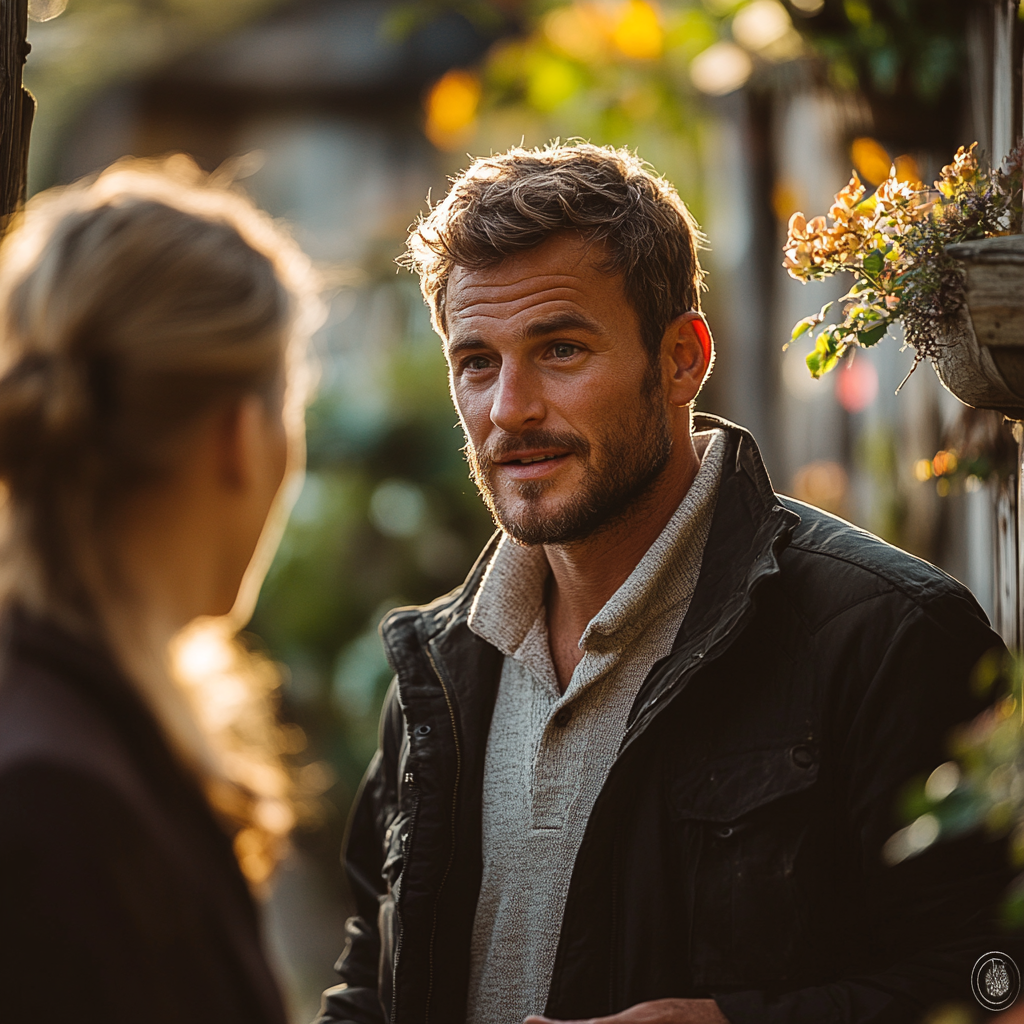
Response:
[[0, 157, 320, 1023]]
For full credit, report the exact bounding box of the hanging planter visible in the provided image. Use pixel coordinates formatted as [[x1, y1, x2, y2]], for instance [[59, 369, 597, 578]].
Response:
[[784, 143, 1024, 404], [934, 235, 1024, 418]]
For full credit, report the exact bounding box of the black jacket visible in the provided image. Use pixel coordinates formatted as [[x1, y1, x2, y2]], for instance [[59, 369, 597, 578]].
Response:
[[317, 416, 1020, 1024], [0, 609, 288, 1024]]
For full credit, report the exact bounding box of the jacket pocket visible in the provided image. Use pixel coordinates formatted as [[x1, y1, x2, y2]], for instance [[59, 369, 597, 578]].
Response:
[[670, 743, 819, 988]]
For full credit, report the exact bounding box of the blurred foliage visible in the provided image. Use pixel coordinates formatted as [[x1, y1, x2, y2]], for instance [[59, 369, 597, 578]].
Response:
[[27, 0, 285, 101], [418, 0, 803, 198], [411, 0, 811, 216], [24, 0, 291, 186], [886, 649, 1024, 928], [412, 0, 976, 159], [789, 0, 968, 103], [917, 408, 1018, 497]]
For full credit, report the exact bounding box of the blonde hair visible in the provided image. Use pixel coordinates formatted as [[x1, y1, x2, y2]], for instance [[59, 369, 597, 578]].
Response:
[[0, 156, 321, 882]]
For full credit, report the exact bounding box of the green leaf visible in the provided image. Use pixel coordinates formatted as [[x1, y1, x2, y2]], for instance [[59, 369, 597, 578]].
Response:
[[791, 316, 817, 340], [818, 351, 841, 375], [806, 329, 844, 378], [858, 323, 889, 347], [862, 249, 885, 276]]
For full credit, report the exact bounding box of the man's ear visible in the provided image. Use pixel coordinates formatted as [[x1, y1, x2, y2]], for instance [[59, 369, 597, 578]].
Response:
[[662, 311, 714, 406]]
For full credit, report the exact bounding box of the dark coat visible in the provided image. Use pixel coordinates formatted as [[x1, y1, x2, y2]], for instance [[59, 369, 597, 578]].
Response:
[[317, 416, 1021, 1024], [0, 608, 288, 1024]]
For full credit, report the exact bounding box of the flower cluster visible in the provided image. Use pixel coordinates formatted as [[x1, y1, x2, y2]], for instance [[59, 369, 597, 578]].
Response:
[[785, 143, 1019, 379], [782, 170, 929, 284], [936, 142, 979, 196]]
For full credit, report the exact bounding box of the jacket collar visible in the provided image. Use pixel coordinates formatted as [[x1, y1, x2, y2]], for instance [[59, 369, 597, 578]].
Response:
[[622, 414, 800, 744], [380, 415, 799, 727]]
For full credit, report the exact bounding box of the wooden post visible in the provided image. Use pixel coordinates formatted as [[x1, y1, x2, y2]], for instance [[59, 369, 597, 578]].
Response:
[[995, 474, 1018, 647], [972, 1, 1024, 648], [0, 0, 33, 224], [1008, 0, 1024, 650], [994, 0, 1016, 165]]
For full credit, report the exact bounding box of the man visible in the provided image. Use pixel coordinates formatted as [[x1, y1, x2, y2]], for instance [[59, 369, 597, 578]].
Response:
[[315, 143, 1018, 1024]]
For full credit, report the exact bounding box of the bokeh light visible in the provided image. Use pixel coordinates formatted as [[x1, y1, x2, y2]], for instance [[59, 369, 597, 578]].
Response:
[[611, 0, 663, 60], [851, 136, 893, 186], [790, 461, 849, 516], [27, 0, 67, 23], [424, 69, 481, 150], [690, 40, 753, 95], [732, 0, 792, 51], [544, 5, 608, 62], [834, 357, 879, 413]]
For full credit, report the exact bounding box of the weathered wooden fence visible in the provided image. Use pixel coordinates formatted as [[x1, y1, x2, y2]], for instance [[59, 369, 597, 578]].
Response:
[[0, 0, 32, 223]]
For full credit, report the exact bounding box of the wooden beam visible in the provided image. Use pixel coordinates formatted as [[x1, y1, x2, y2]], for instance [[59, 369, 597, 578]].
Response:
[[0, 0, 33, 223]]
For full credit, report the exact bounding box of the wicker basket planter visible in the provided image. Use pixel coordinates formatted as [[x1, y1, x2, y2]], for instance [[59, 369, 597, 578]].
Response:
[[936, 235, 1024, 419]]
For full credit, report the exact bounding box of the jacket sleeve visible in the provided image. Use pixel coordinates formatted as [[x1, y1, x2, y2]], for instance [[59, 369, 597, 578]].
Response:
[[314, 679, 405, 1024], [715, 589, 1023, 1024]]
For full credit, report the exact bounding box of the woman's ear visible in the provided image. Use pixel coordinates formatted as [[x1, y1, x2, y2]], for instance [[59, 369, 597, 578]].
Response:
[[214, 394, 287, 495], [662, 311, 714, 407], [214, 397, 259, 491]]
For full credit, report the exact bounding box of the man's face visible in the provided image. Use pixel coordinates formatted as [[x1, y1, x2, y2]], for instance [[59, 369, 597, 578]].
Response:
[[444, 233, 672, 546]]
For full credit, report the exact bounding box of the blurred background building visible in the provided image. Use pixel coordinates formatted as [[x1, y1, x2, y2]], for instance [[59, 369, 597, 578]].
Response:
[[21, 0, 1020, 1017]]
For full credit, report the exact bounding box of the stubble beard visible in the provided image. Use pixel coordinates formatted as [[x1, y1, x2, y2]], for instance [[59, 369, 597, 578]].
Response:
[[465, 375, 673, 546]]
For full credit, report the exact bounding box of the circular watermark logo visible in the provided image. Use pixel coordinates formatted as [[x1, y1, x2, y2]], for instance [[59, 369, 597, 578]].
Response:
[[972, 952, 1021, 1011]]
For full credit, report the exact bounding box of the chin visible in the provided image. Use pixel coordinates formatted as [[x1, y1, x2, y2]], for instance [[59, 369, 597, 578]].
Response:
[[493, 501, 572, 547]]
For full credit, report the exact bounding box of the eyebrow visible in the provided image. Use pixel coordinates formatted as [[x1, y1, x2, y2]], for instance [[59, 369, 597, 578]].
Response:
[[518, 311, 604, 339], [446, 311, 605, 357]]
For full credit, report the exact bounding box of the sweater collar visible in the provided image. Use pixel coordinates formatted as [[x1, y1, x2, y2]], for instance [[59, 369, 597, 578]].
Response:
[[465, 428, 727, 659]]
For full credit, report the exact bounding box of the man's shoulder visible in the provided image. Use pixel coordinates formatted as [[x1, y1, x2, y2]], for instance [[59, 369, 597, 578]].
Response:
[[775, 496, 987, 631], [379, 533, 501, 651]]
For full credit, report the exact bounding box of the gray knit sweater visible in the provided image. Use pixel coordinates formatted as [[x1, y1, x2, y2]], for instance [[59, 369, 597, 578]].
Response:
[[464, 428, 726, 1024]]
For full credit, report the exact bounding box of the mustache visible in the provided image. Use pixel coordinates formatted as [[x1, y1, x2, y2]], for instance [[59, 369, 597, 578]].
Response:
[[469, 429, 591, 468]]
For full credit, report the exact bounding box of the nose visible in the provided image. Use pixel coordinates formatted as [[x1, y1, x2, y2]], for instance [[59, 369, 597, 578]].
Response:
[[489, 361, 545, 434]]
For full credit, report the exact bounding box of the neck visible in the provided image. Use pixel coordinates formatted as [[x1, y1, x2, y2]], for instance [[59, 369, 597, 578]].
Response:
[[109, 483, 221, 653], [544, 428, 701, 689]]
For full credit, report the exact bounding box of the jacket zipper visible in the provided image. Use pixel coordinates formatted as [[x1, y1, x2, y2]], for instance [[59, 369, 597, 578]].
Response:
[[389, 785, 419, 1024], [423, 647, 462, 1024]]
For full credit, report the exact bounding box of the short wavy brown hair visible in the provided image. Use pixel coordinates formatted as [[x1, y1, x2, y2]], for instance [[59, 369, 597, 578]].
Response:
[[403, 142, 706, 358]]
